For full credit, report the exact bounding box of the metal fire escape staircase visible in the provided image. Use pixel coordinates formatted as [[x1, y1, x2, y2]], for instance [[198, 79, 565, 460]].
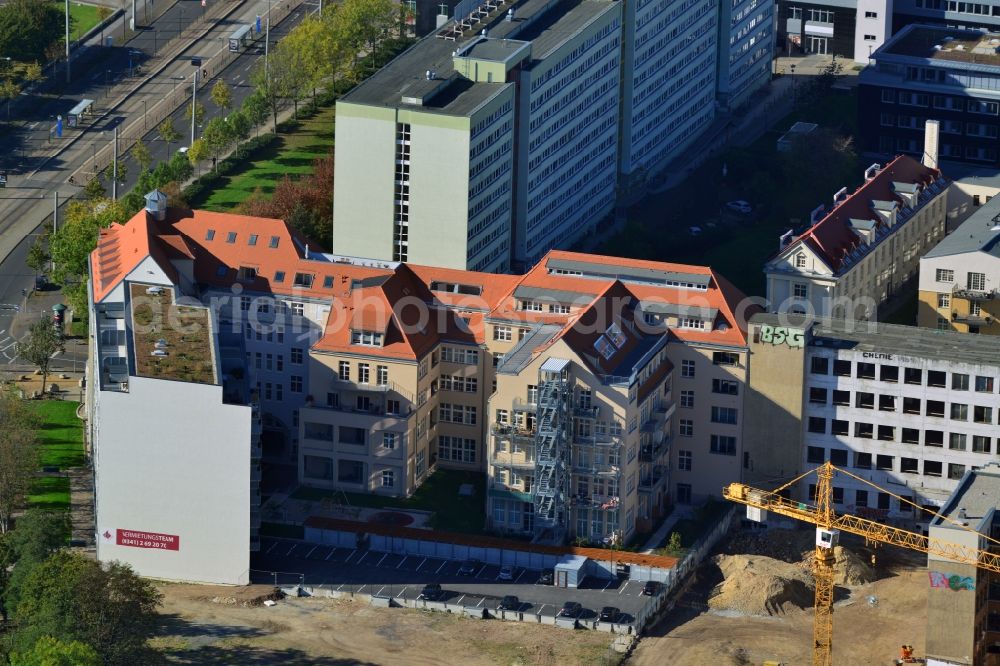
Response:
[[533, 361, 570, 542]]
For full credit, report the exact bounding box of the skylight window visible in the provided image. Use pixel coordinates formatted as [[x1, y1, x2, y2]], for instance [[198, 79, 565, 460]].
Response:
[[293, 273, 314, 288], [274, 271, 285, 283], [269, 236, 280, 249], [226, 232, 237, 244], [205, 229, 216, 241], [593, 335, 616, 360], [248, 234, 258, 246], [606, 322, 627, 348]]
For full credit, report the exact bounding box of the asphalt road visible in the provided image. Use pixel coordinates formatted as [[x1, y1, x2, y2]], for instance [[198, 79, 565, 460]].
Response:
[[252, 537, 660, 625]]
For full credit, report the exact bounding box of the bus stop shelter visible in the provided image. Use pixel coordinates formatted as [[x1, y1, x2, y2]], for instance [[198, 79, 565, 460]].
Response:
[[67, 99, 94, 128]]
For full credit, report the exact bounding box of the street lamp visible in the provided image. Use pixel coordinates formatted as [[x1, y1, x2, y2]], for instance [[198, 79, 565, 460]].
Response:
[[264, 0, 271, 84], [65, 0, 71, 83]]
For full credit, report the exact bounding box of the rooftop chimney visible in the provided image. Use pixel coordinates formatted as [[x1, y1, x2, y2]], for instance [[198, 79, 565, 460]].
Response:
[[923, 119, 940, 170]]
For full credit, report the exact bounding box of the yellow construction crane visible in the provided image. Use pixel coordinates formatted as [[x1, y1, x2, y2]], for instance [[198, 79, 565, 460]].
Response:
[[723, 461, 1000, 666]]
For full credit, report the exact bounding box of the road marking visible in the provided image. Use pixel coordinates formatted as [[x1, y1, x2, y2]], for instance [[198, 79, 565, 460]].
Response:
[[397, 586, 407, 599], [515, 568, 526, 583], [285, 543, 297, 556], [618, 582, 629, 595], [435, 560, 448, 574], [325, 548, 336, 561], [344, 549, 357, 563], [475, 565, 490, 579], [396, 556, 408, 569], [376, 552, 388, 566], [304, 545, 317, 558], [477, 597, 485, 607], [456, 594, 465, 606], [376, 585, 386, 597], [604, 578, 614, 590], [416, 557, 427, 571], [355, 551, 368, 564], [264, 540, 278, 554]]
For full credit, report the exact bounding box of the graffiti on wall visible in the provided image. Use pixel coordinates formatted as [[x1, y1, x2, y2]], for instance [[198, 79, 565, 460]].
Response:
[[928, 571, 975, 591]]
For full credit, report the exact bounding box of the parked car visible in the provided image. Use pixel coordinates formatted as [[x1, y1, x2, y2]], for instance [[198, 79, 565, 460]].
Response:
[[642, 580, 661, 596], [498, 565, 514, 581], [725, 200, 752, 214], [419, 583, 443, 601], [498, 595, 520, 611], [599, 606, 621, 623], [538, 570, 554, 585], [457, 559, 480, 575], [557, 601, 583, 618]]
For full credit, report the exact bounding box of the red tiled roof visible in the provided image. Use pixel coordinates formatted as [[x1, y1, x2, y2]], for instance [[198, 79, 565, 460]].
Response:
[[778, 154, 941, 272]]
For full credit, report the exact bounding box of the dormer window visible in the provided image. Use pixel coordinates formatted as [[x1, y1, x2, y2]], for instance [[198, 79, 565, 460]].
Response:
[[205, 229, 216, 241], [351, 330, 384, 346], [237, 266, 258, 281], [248, 234, 258, 246], [519, 300, 544, 311], [593, 335, 616, 360], [226, 232, 237, 244], [269, 236, 280, 249], [293, 272, 314, 288], [795, 253, 806, 268], [606, 322, 627, 348]]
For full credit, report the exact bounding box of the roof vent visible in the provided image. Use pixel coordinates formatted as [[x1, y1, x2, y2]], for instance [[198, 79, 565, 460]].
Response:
[[506, 7, 514, 20], [481, 28, 488, 36], [144, 189, 168, 222], [958, 507, 967, 519]]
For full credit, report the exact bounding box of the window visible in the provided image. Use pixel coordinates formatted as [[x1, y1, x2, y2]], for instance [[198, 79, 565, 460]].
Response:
[[793, 284, 808, 298], [879, 395, 896, 411], [339, 426, 366, 446], [323, 275, 334, 288], [968, 272, 987, 291], [377, 365, 388, 386], [291, 347, 304, 364], [439, 403, 477, 425], [304, 422, 334, 441], [864, 34, 877, 40], [809, 387, 828, 404], [226, 231, 237, 244], [899, 496, 913, 513], [855, 392, 875, 409], [953, 373, 969, 391], [710, 435, 737, 455], [829, 449, 847, 466], [833, 488, 844, 504], [937, 293, 950, 308], [712, 379, 739, 395], [387, 399, 401, 416], [205, 229, 216, 241], [807, 446, 825, 464], [338, 459, 365, 484], [854, 452, 872, 469], [832, 420, 849, 436], [269, 235, 280, 249], [811, 357, 829, 375], [274, 271, 285, 283], [382, 432, 397, 449], [351, 330, 384, 346], [856, 363, 876, 380], [975, 376, 994, 393], [681, 360, 696, 378], [903, 397, 921, 414], [924, 460, 943, 477], [950, 433, 967, 451], [926, 400, 945, 417], [901, 458, 918, 474], [679, 419, 694, 437], [303, 455, 333, 480], [902, 428, 920, 444], [878, 425, 894, 441], [338, 360, 350, 379], [833, 360, 852, 377], [904, 368, 922, 385], [832, 390, 850, 406], [881, 89, 895, 103], [290, 375, 303, 392], [927, 370, 946, 388], [680, 390, 695, 408], [881, 365, 899, 382], [855, 422, 873, 439], [808, 417, 826, 434], [438, 435, 477, 463], [713, 352, 740, 366], [247, 234, 258, 246], [795, 253, 806, 268], [711, 406, 738, 424], [381, 470, 395, 488], [865, 9, 878, 16], [973, 435, 992, 453], [293, 273, 314, 288], [441, 346, 479, 365], [493, 325, 512, 341], [925, 430, 944, 447], [948, 463, 966, 480], [678, 450, 692, 471], [855, 490, 869, 508], [936, 269, 954, 283], [974, 405, 993, 423]]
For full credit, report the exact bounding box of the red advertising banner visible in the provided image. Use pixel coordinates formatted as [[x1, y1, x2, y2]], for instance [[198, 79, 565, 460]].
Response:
[[115, 529, 180, 551]]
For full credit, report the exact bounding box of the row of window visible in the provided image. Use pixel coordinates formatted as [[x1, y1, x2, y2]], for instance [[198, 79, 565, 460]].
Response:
[[336, 360, 390, 386], [935, 268, 988, 291], [809, 388, 998, 422], [806, 446, 979, 479], [807, 418, 994, 452], [679, 352, 742, 378], [810, 357, 997, 392]]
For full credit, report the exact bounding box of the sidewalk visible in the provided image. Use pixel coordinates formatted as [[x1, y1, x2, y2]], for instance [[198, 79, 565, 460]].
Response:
[[640, 505, 694, 555]]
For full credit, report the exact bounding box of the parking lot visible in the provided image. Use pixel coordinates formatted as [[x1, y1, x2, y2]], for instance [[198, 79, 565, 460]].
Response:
[[252, 537, 658, 623]]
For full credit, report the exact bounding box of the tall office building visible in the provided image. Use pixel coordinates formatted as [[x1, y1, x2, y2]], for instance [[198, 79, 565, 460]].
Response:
[[333, 0, 773, 271]]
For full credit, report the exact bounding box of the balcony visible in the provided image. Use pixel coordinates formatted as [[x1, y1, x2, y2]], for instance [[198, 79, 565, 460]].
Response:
[[491, 454, 535, 469], [572, 493, 620, 510], [329, 377, 415, 402], [952, 312, 993, 326], [575, 432, 621, 447], [491, 423, 537, 439], [638, 467, 667, 493], [953, 285, 999, 301], [574, 405, 599, 419], [512, 397, 537, 412]]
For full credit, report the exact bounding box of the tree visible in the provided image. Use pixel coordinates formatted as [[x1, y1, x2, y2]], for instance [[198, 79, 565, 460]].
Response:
[[11, 552, 163, 664], [249, 60, 287, 133], [100, 160, 128, 188], [241, 90, 268, 137], [3, 510, 70, 616], [157, 118, 181, 157], [202, 116, 234, 168], [168, 150, 193, 182], [16, 319, 64, 394], [0, 0, 64, 62], [23, 61, 42, 84], [665, 531, 683, 555], [0, 391, 39, 536], [48, 198, 129, 287], [228, 109, 251, 145], [130, 138, 152, 172], [183, 100, 205, 132], [83, 176, 104, 200], [10, 636, 100, 666], [211, 79, 232, 112], [333, 0, 399, 75], [26, 237, 49, 275], [186, 138, 209, 174], [0, 79, 21, 122]]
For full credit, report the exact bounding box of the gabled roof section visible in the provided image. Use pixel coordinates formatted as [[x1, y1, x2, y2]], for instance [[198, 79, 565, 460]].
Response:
[[774, 155, 943, 273], [91, 212, 175, 303]]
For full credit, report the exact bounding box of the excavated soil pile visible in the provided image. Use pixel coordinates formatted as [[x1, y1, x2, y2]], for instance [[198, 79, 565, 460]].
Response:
[[802, 545, 876, 586], [708, 554, 814, 616]]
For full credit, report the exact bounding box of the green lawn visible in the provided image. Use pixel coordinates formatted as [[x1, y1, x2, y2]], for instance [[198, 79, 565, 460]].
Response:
[[52, 2, 104, 42], [198, 106, 335, 211], [293, 469, 486, 534], [30, 400, 85, 469], [29, 475, 70, 511], [70, 319, 87, 338], [598, 89, 862, 298]]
